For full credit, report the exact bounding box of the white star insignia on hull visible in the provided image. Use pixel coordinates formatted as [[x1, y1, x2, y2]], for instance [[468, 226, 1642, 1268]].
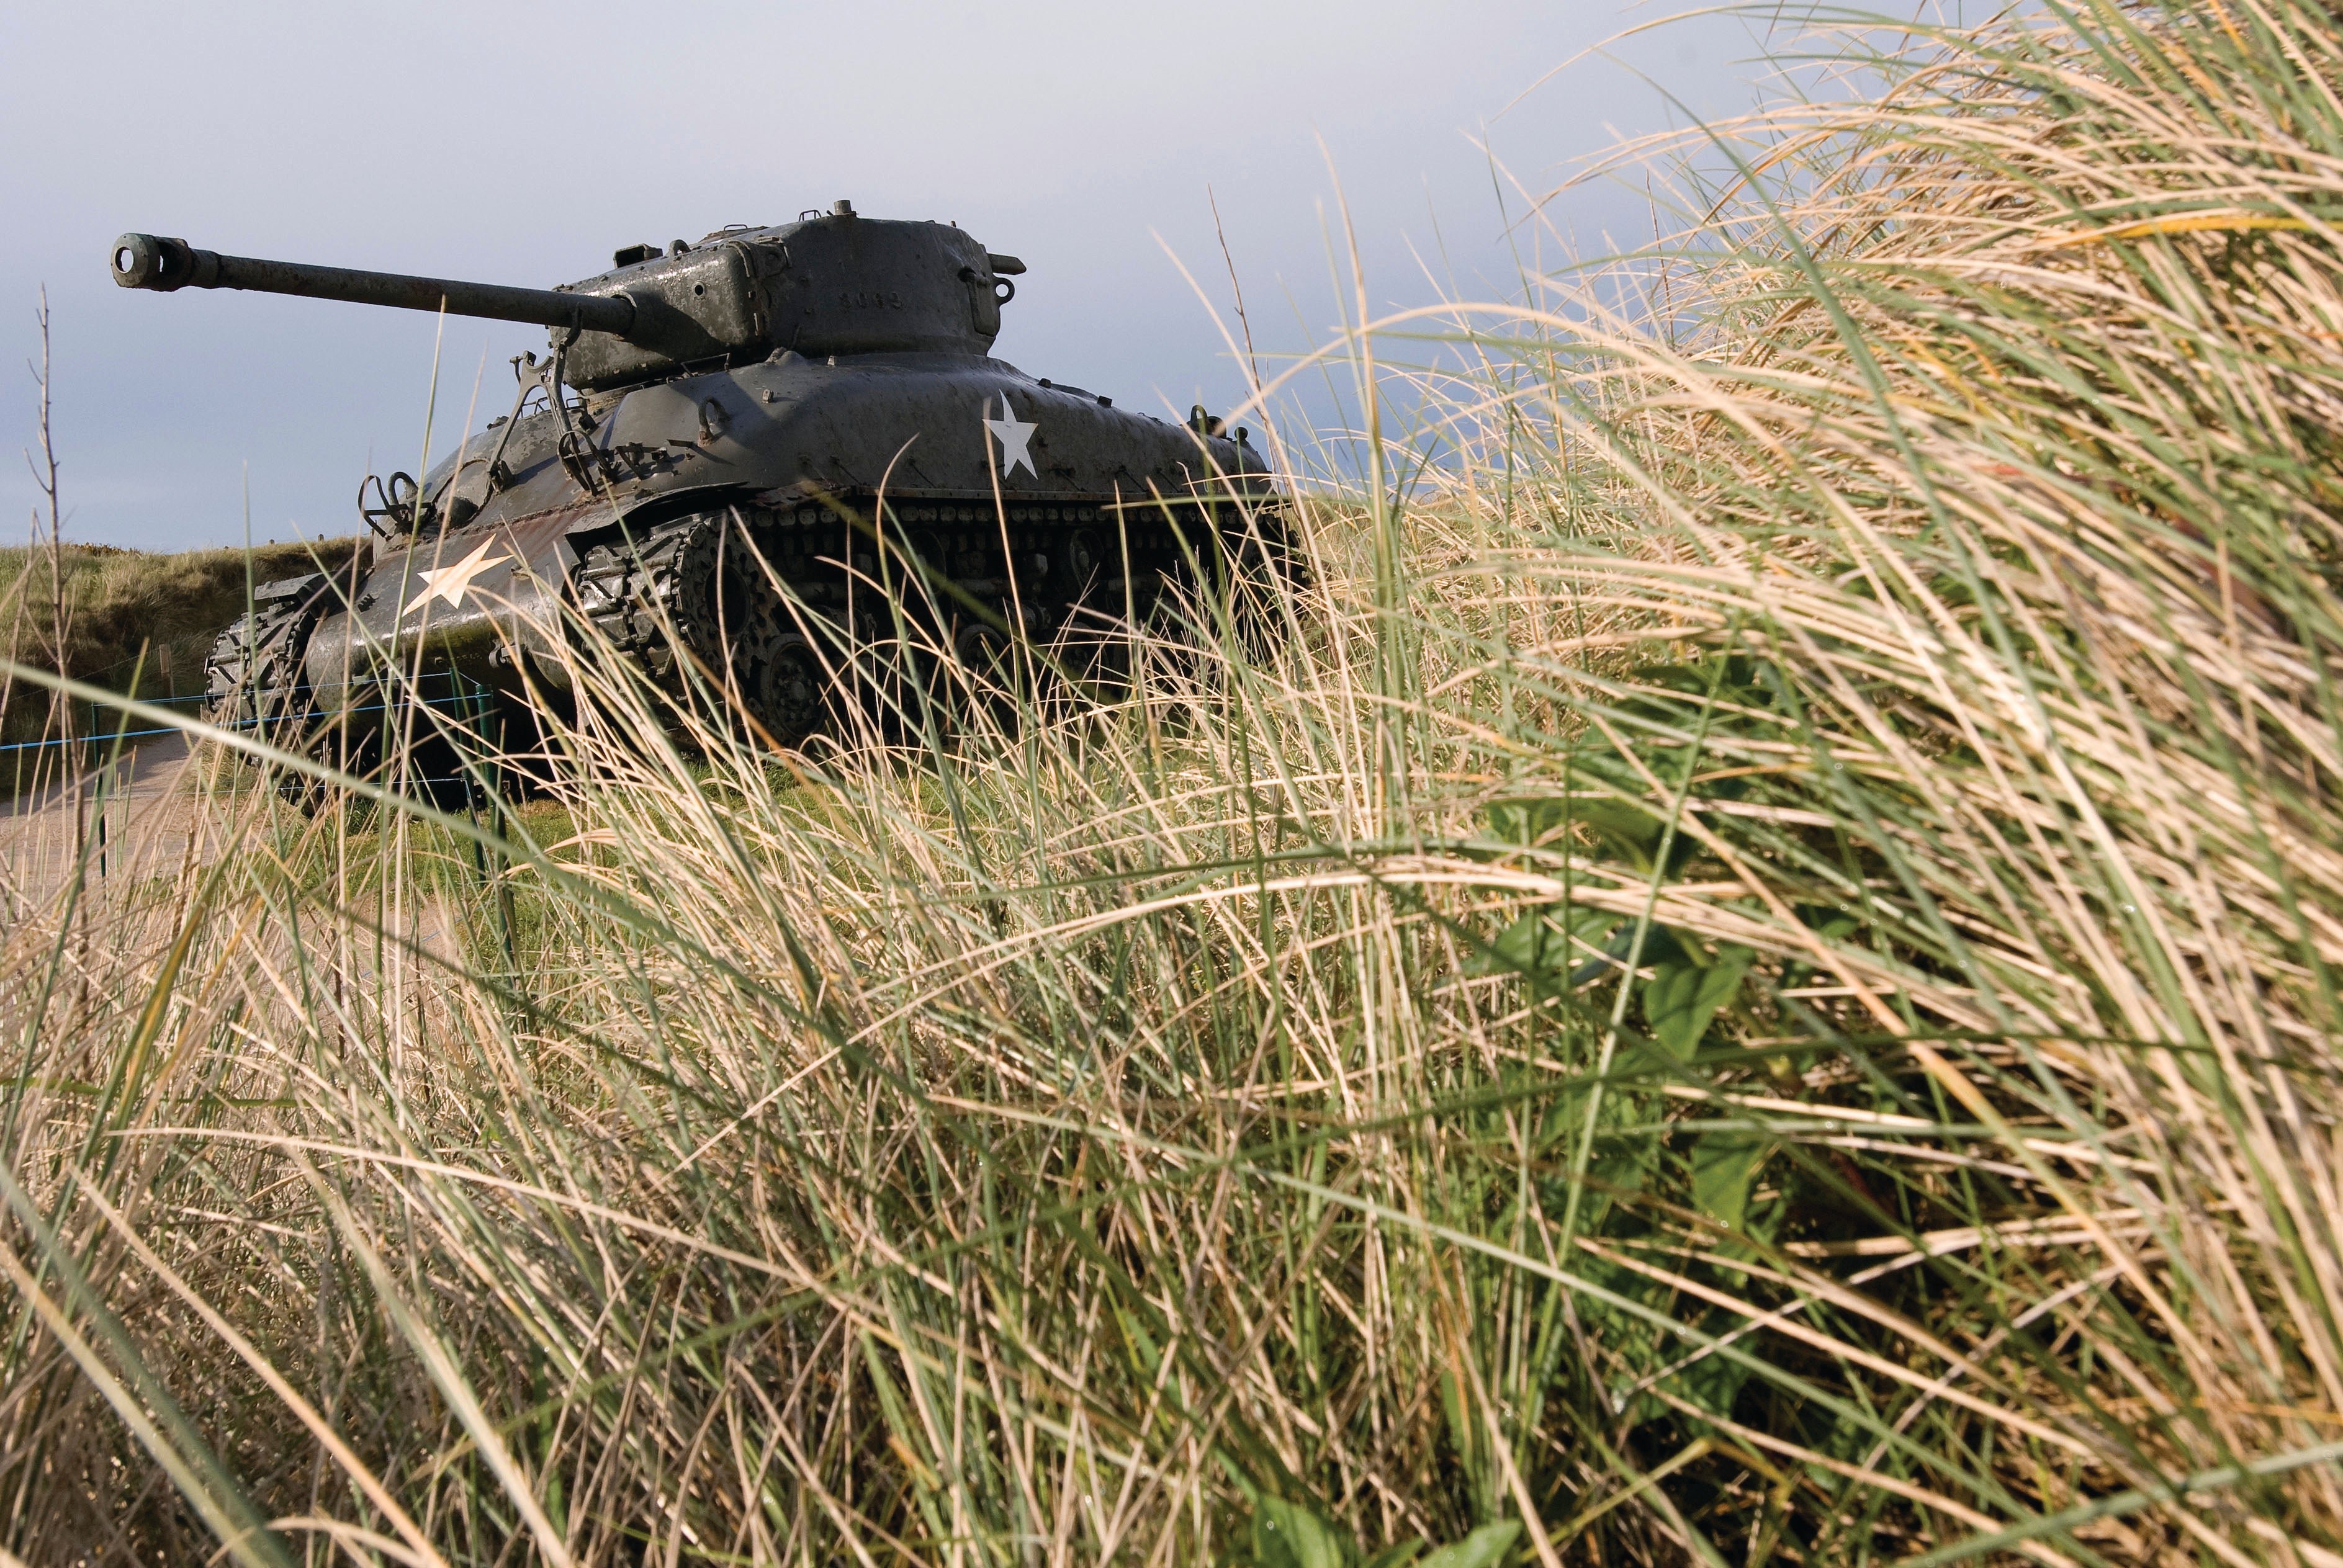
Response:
[[404, 538, 511, 617], [985, 394, 1038, 478]]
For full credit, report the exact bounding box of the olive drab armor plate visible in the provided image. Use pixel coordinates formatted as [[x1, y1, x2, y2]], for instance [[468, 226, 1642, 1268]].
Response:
[[111, 200, 1287, 753]]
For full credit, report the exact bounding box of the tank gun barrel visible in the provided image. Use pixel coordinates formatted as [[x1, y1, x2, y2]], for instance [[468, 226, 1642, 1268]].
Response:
[[109, 232, 635, 336]]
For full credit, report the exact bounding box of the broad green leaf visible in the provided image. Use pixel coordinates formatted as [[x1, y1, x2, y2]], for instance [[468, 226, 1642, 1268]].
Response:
[[1691, 1133, 1768, 1231], [1573, 797, 1670, 870], [1645, 944, 1755, 1059], [1671, 1330, 1755, 1420], [1252, 1495, 1351, 1568], [1473, 903, 1617, 977], [1361, 1541, 1426, 1568], [1419, 1520, 1522, 1568], [1485, 796, 1572, 848], [1483, 910, 1565, 975]]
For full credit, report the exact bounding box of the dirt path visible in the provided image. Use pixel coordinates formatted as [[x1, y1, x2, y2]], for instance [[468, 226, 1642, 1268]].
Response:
[[3, 736, 475, 978], [0, 733, 217, 903]]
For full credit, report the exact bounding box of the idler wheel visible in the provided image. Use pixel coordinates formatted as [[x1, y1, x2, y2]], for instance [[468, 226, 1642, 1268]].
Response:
[[575, 511, 836, 747]]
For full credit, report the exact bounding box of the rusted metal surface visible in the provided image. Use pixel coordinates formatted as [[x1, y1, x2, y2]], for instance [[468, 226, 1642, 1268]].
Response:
[[304, 502, 603, 707]]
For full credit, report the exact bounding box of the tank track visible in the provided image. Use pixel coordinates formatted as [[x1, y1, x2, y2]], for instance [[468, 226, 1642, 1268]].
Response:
[[202, 575, 333, 736], [571, 516, 719, 682], [572, 514, 827, 743], [568, 492, 1293, 741]]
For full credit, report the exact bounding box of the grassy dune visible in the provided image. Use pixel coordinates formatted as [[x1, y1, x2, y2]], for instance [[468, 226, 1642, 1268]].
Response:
[[4, 3, 2341, 1563], [0, 539, 360, 745]]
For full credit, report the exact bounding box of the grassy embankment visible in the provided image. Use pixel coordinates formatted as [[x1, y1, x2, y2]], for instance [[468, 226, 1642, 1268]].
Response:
[[0, 539, 359, 744], [4, 4, 2341, 1563]]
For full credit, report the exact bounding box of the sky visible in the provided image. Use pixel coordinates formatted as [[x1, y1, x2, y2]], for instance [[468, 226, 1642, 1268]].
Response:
[[0, 1, 1791, 552]]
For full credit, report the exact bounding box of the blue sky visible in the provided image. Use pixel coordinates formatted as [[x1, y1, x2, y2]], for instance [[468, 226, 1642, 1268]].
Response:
[[1, 1, 1796, 550]]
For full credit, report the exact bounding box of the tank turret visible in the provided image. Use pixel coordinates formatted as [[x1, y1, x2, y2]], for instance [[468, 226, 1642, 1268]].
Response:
[[110, 203, 1285, 761], [112, 201, 1027, 390]]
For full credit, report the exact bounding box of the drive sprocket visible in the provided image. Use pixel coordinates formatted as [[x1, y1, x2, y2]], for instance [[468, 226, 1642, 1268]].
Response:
[[203, 577, 331, 737]]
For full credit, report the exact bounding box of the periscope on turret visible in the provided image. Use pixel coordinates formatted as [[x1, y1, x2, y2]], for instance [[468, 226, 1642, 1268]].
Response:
[[111, 200, 1287, 755]]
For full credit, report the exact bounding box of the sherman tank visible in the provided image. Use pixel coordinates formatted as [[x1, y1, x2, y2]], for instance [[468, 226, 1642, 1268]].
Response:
[[108, 203, 1281, 763]]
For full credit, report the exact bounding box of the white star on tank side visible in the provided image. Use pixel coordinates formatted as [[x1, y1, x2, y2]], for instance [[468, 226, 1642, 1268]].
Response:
[[984, 393, 1037, 478], [403, 537, 511, 618]]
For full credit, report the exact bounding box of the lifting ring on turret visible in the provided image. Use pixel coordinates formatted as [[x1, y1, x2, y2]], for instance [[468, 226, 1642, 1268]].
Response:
[[962, 266, 1015, 308]]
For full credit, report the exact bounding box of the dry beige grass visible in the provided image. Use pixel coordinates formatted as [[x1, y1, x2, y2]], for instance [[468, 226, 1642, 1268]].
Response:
[[2, 4, 2339, 1564]]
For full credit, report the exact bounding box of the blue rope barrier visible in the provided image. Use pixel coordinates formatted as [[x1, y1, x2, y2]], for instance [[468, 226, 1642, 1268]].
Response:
[[0, 677, 497, 757]]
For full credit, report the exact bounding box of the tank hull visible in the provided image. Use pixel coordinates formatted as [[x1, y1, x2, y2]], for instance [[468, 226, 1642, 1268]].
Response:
[[261, 350, 1279, 751]]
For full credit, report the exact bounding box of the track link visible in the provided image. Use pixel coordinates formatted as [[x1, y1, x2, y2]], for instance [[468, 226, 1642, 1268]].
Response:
[[203, 575, 333, 735]]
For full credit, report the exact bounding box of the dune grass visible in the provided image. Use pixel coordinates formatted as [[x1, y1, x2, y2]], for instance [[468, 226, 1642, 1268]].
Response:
[[4, 2, 2341, 1562]]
